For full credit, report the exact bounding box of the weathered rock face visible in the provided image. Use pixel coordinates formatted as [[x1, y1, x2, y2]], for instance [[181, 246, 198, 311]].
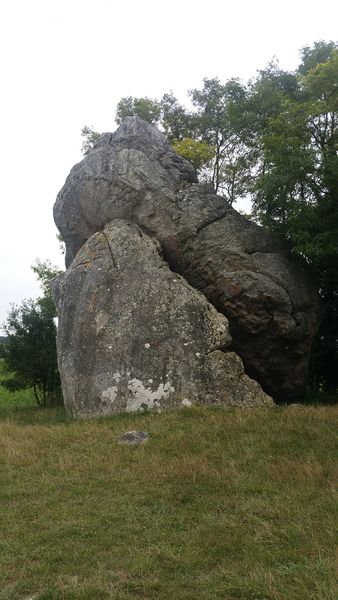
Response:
[[166, 194, 319, 400], [54, 117, 197, 268], [54, 117, 320, 403], [53, 221, 272, 417]]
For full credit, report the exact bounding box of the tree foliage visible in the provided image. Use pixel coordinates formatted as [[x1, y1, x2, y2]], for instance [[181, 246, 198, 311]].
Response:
[[188, 78, 250, 197], [244, 43, 338, 392], [171, 138, 215, 172], [81, 125, 101, 156], [1, 261, 63, 405], [160, 92, 193, 140], [115, 96, 161, 125]]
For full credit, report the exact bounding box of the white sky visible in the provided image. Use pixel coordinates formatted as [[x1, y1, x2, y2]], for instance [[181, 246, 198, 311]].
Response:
[[1, 0, 337, 329]]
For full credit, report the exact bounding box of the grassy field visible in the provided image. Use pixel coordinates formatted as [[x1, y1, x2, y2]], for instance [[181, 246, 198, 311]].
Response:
[[0, 382, 337, 600]]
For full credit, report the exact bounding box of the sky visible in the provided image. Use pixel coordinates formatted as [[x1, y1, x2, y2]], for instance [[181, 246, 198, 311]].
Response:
[[0, 0, 337, 329]]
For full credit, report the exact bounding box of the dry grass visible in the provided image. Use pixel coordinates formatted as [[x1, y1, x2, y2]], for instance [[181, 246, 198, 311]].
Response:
[[0, 394, 337, 599]]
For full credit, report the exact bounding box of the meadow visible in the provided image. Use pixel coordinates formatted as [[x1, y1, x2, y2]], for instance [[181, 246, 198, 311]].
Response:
[[0, 375, 337, 599]]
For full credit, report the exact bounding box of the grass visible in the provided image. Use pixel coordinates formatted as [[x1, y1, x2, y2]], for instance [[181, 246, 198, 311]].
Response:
[[0, 382, 337, 599], [0, 361, 66, 426]]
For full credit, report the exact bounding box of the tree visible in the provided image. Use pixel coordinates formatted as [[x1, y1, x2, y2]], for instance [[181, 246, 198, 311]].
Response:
[[81, 125, 101, 155], [1, 261, 63, 405], [188, 78, 251, 198], [115, 96, 161, 125], [298, 40, 337, 75], [160, 92, 193, 140], [171, 138, 215, 172], [243, 42, 338, 392]]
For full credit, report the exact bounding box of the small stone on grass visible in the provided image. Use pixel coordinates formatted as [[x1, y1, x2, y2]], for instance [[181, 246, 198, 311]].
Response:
[[118, 431, 150, 445]]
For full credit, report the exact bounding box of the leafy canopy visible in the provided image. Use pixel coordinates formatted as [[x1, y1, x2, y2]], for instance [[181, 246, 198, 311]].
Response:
[[115, 96, 161, 125]]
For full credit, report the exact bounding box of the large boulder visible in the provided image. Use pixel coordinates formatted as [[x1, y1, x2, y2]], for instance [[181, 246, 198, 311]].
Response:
[[54, 117, 319, 401], [52, 220, 272, 417]]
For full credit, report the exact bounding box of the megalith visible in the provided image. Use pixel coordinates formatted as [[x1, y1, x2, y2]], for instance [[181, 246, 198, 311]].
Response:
[[53, 117, 319, 408]]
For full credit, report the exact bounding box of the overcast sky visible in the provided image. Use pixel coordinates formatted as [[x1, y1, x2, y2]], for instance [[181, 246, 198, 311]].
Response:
[[1, 0, 337, 329]]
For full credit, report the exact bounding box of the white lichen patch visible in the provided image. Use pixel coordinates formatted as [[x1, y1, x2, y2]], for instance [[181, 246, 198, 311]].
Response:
[[126, 379, 174, 412], [101, 385, 118, 404], [144, 343, 150, 349], [182, 398, 192, 407], [113, 372, 121, 382]]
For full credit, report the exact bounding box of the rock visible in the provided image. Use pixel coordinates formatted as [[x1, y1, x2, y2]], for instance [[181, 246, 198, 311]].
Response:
[[167, 191, 319, 400], [52, 220, 272, 417], [54, 117, 197, 268], [54, 117, 320, 401], [118, 431, 150, 445]]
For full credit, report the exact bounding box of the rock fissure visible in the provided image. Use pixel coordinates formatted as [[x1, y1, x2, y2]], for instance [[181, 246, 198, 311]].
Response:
[[71, 257, 101, 269], [195, 209, 231, 234], [101, 230, 120, 273]]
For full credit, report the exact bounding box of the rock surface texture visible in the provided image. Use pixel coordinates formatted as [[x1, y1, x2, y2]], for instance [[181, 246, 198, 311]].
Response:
[[52, 221, 271, 416], [54, 117, 319, 412]]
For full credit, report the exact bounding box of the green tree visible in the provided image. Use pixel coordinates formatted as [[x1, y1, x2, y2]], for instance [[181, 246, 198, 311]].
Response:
[[81, 125, 101, 155], [171, 138, 215, 172], [1, 261, 63, 405], [188, 77, 250, 198], [298, 40, 337, 75], [244, 42, 338, 392], [115, 96, 161, 125], [160, 92, 193, 141]]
